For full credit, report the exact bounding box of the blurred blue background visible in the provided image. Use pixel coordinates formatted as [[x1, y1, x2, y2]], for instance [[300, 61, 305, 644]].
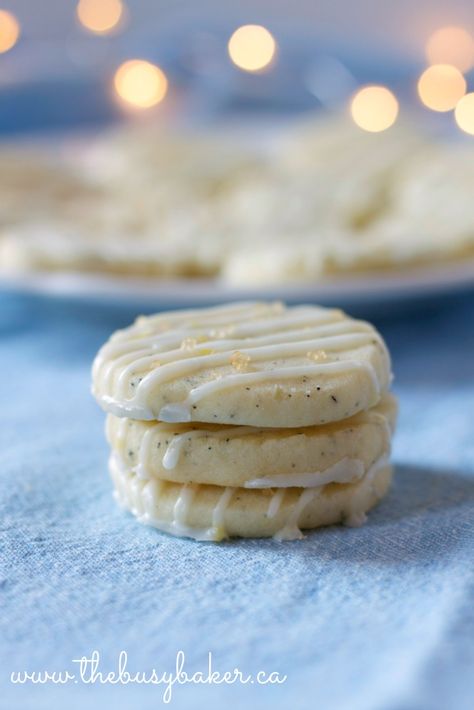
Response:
[[2, 0, 474, 133]]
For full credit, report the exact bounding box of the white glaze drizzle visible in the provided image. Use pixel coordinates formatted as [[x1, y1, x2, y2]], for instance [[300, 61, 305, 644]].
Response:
[[172, 484, 196, 533], [101, 394, 153, 420], [245, 457, 365, 488], [273, 489, 317, 541], [211, 487, 233, 529], [343, 453, 390, 527], [142, 478, 162, 516], [267, 489, 285, 518], [129, 476, 143, 515], [366, 452, 390, 480], [133, 426, 160, 479]]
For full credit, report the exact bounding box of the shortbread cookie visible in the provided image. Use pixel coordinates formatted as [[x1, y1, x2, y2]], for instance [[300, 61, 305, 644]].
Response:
[[0, 222, 223, 278], [110, 452, 393, 540], [106, 394, 396, 488], [224, 119, 426, 238], [0, 149, 98, 227], [222, 238, 338, 285], [92, 301, 392, 427], [0, 132, 262, 279]]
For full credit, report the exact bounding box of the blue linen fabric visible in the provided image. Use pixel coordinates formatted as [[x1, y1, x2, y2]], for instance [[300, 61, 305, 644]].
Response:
[[1, 290, 474, 710]]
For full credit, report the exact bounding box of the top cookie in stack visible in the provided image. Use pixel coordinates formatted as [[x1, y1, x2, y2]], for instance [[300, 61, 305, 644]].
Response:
[[92, 302, 397, 541]]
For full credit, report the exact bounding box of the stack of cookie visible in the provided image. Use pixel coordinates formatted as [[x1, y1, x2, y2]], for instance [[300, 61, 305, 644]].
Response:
[[92, 302, 397, 541]]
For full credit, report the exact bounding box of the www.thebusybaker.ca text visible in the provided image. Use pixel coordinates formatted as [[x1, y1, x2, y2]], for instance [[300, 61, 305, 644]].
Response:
[[11, 650, 287, 703]]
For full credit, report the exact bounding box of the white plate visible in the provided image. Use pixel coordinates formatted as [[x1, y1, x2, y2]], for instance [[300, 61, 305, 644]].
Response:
[[2, 259, 474, 315]]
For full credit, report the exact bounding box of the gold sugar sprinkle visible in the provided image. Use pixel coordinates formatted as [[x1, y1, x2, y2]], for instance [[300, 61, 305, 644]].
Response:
[[307, 349, 328, 362], [209, 326, 235, 338], [230, 350, 251, 372], [181, 335, 209, 350]]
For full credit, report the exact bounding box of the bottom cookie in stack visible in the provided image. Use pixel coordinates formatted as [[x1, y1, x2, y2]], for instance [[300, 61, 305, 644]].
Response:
[[106, 394, 397, 541]]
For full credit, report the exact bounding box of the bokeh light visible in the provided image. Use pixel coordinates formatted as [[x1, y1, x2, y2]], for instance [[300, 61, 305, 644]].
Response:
[[350, 86, 399, 132], [114, 60, 168, 109], [0, 9, 19, 53], [455, 92, 474, 134], [77, 0, 124, 35], [417, 64, 466, 112], [228, 25, 276, 72], [426, 26, 474, 73]]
